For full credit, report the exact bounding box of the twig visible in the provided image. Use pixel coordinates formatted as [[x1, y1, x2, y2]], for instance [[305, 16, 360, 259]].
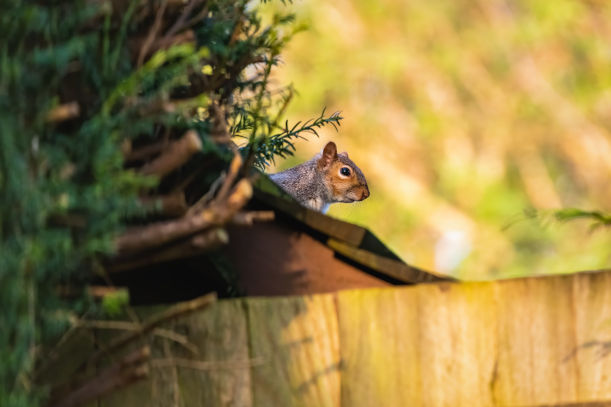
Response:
[[137, 0, 167, 67], [109, 228, 229, 272], [191, 227, 229, 249], [116, 179, 251, 254], [75, 320, 199, 355], [48, 346, 150, 407], [209, 101, 231, 143], [163, 0, 199, 39], [231, 210, 275, 226], [82, 293, 216, 371], [46, 102, 80, 123], [185, 171, 225, 216], [228, 6, 245, 46], [215, 152, 242, 202], [139, 130, 202, 178], [140, 191, 188, 217]]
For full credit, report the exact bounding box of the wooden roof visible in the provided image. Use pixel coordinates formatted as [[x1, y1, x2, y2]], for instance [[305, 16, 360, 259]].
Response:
[[250, 174, 449, 285]]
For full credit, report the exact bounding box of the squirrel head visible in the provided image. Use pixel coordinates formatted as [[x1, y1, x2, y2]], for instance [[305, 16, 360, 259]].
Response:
[[316, 141, 370, 203]]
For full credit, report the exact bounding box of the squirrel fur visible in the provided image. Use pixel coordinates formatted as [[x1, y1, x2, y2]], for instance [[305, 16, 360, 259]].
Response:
[[270, 141, 370, 213]]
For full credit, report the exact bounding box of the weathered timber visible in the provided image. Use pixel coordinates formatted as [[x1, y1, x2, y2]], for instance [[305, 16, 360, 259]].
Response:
[[246, 295, 341, 407], [43, 270, 611, 407]]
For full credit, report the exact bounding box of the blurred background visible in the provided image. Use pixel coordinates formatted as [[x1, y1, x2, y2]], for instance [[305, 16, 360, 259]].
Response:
[[264, 0, 611, 279]]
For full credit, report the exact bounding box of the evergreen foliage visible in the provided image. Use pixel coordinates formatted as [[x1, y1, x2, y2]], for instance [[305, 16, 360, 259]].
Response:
[[0, 1, 339, 405]]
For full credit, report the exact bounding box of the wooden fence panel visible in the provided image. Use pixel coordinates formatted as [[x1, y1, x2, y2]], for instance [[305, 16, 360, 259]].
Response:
[[47, 270, 611, 407], [337, 273, 611, 407], [492, 276, 579, 405], [246, 295, 341, 407]]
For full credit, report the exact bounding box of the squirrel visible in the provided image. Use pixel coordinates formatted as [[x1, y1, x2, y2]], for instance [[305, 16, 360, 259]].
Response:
[[270, 141, 370, 213]]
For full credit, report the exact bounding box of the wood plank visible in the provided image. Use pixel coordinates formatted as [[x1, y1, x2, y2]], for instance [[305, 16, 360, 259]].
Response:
[[571, 272, 611, 400], [327, 238, 447, 283], [246, 294, 341, 407], [172, 298, 252, 407], [100, 298, 252, 407], [337, 283, 497, 407], [253, 184, 366, 247], [493, 275, 579, 405]]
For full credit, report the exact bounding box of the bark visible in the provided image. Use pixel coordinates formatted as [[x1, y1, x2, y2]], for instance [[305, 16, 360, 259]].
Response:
[[139, 130, 202, 178], [46, 102, 80, 123], [116, 178, 252, 254], [109, 228, 228, 273]]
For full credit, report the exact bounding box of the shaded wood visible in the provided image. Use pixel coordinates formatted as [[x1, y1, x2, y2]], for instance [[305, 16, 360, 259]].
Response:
[[225, 222, 391, 296], [171, 299, 253, 407], [49, 346, 150, 407], [82, 293, 216, 371], [98, 299, 254, 407], [246, 295, 341, 407], [139, 130, 202, 178]]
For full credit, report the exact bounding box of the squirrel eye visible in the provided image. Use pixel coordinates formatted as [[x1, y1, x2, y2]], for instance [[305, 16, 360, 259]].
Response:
[[340, 167, 351, 176]]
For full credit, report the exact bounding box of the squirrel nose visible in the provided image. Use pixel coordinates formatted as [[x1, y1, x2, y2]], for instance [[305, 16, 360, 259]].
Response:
[[361, 186, 370, 200]]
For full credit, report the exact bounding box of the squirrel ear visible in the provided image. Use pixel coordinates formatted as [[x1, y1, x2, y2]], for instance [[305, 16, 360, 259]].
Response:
[[318, 141, 337, 169]]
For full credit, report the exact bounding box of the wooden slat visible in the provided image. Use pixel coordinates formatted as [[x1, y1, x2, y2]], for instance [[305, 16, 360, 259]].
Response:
[[100, 298, 252, 407], [493, 275, 579, 405], [327, 238, 447, 283], [253, 182, 366, 247], [337, 282, 497, 407], [172, 299, 252, 407], [246, 295, 341, 407], [570, 272, 611, 400]]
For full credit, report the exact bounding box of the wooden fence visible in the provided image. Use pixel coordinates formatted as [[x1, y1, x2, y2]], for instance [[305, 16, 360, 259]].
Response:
[[46, 270, 611, 407]]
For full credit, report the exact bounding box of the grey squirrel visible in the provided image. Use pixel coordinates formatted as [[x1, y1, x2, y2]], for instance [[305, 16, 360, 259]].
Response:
[[270, 141, 370, 213]]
